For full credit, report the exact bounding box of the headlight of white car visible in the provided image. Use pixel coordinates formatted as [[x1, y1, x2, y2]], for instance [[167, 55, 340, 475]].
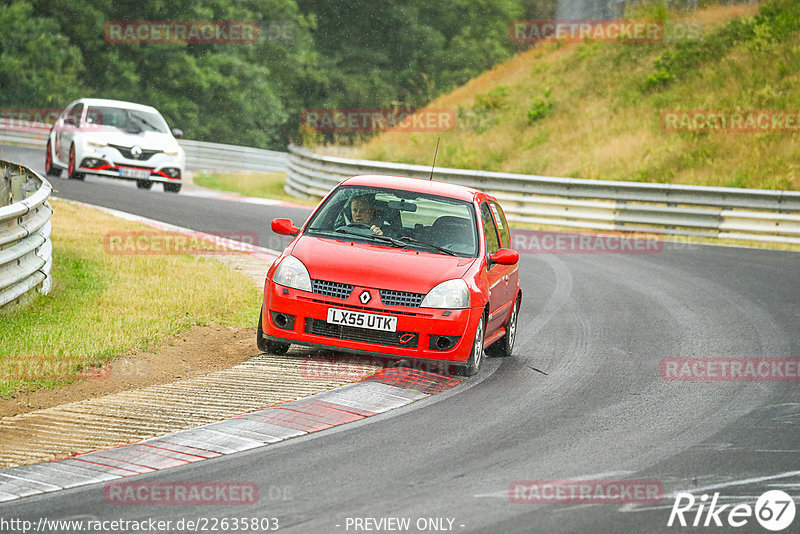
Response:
[[272, 256, 312, 292], [83, 138, 107, 150], [164, 145, 183, 157], [421, 279, 469, 309]]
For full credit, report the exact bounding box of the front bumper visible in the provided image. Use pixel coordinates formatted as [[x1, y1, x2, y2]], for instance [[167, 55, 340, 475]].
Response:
[[78, 147, 183, 183], [262, 280, 483, 364]]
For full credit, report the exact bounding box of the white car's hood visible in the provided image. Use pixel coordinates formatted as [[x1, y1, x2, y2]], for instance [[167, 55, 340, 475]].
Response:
[[84, 128, 179, 151]]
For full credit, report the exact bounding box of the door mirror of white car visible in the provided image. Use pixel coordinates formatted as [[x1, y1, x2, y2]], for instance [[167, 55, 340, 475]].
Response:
[[171, 128, 183, 138]]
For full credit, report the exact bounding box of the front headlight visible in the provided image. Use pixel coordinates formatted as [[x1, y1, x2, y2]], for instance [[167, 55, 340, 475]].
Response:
[[421, 279, 469, 309], [272, 256, 312, 292], [164, 145, 183, 157], [83, 138, 107, 150]]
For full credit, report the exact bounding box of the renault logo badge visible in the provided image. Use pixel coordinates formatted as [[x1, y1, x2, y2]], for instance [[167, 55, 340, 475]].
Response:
[[359, 291, 371, 304], [131, 145, 143, 159]]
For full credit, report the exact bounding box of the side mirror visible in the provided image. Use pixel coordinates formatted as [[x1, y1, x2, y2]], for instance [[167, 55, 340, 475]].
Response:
[[171, 128, 183, 138], [64, 116, 76, 126], [489, 248, 519, 266], [271, 218, 299, 236]]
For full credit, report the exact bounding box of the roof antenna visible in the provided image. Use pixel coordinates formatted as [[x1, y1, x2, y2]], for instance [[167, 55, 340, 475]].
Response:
[[429, 137, 440, 180]]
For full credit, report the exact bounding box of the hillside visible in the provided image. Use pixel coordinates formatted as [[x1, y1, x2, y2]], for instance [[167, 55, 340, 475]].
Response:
[[356, 1, 799, 190]]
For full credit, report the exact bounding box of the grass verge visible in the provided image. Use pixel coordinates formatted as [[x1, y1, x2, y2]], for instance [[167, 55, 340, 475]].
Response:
[[193, 171, 318, 207], [0, 199, 262, 398]]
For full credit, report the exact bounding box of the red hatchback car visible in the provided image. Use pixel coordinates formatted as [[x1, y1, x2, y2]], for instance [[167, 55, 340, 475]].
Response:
[[258, 175, 521, 376]]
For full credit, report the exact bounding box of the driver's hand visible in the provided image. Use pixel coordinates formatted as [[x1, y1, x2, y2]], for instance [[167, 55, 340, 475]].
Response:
[[371, 225, 383, 235]]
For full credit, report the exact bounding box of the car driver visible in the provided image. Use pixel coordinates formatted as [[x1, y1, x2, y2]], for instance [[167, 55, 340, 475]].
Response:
[[350, 194, 384, 235]]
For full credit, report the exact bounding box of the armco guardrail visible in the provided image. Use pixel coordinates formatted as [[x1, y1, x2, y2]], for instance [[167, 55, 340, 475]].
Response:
[[179, 139, 287, 173], [0, 161, 53, 310], [0, 119, 288, 173], [286, 144, 800, 245]]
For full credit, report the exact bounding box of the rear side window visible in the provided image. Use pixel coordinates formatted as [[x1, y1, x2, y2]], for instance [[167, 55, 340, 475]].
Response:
[[480, 202, 500, 255], [489, 201, 511, 249]]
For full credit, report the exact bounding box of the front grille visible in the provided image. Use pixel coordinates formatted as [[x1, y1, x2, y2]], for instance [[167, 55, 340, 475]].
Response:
[[311, 279, 354, 299], [305, 318, 418, 348], [109, 144, 163, 161], [380, 289, 424, 308]]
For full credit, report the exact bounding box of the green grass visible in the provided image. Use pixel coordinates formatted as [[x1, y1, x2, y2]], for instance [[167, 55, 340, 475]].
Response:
[[356, 0, 800, 191], [0, 200, 262, 398], [193, 171, 318, 206]]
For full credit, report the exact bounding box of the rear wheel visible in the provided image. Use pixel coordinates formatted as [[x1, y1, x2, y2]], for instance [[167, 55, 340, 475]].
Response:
[[45, 140, 61, 177], [67, 144, 84, 180], [163, 183, 182, 193], [136, 180, 153, 190], [257, 309, 290, 355], [456, 316, 484, 377]]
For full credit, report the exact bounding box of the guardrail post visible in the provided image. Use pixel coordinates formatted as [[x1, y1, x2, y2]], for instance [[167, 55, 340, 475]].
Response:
[[0, 166, 10, 207], [11, 170, 24, 202]]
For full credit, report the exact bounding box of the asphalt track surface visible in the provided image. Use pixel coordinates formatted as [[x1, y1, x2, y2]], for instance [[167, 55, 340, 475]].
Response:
[[2, 144, 799, 533]]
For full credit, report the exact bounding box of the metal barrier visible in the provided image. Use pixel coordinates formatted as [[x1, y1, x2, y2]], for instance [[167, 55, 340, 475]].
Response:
[[0, 161, 53, 310], [0, 120, 288, 173], [285, 144, 800, 244], [2, 120, 798, 244], [179, 139, 287, 173]]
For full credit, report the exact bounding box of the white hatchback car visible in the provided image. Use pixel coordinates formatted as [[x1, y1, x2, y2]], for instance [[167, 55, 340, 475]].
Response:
[[45, 98, 186, 193]]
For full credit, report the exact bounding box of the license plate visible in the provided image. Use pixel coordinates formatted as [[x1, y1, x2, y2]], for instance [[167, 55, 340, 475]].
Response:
[[120, 167, 151, 179], [326, 308, 397, 332]]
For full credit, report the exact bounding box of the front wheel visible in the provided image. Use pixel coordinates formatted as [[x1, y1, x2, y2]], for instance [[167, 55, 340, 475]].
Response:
[[489, 296, 520, 358], [456, 316, 485, 377], [67, 144, 84, 180], [163, 183, 181, 193], [45, 140, 61, 177], [136, 180, 153, 190], [257, 309, 290, 355]]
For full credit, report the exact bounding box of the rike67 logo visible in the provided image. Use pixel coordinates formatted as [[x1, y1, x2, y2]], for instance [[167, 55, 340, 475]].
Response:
[[668, 490, 796, 531]]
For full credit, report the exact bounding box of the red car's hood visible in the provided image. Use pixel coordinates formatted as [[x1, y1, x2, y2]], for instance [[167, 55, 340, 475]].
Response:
[[290, 235, 476, 294]]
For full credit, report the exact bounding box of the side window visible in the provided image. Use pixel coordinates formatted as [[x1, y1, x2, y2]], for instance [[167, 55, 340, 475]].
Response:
[[66, 104, 83, 125], [489, 201, 511, 249], [480, 202, 500, 256]]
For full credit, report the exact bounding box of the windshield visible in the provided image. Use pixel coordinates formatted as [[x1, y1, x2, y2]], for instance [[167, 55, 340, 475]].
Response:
[[86, 106, 169, 133], [306, 185, 478, 257]]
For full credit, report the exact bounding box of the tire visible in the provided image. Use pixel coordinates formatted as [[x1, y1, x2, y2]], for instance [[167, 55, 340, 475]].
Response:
[[489, 296, 520, 358], [257, 309, 290, 355], [45, 140, 61, 177], [136, 180, 153, 190], [456, 315, 485, 377], [163, 183, 182, 193], [67, 144, 84, 181]]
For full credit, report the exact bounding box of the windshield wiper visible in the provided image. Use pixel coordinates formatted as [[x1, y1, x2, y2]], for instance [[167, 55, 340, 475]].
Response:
[[129, 113, 159, 132], [398, 236, 456, 256], [334, 228, 407, 248]]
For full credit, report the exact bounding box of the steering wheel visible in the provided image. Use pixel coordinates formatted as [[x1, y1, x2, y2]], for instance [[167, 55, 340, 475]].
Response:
[[345, 222, 372, 230]]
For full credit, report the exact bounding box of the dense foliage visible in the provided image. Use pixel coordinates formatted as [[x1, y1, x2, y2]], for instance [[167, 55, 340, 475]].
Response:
[[0, 0, 558, 149]]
